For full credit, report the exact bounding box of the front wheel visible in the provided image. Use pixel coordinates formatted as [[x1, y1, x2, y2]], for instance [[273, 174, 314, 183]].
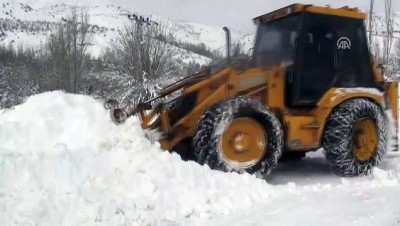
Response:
[[192, 97, 283, 175], [322, 98, 388, 176]]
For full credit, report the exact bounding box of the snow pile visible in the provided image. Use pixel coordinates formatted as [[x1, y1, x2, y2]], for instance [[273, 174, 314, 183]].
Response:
[[370, 168, 400, 186], [0, 91, 290, 225], [1, 91, 399, 226]]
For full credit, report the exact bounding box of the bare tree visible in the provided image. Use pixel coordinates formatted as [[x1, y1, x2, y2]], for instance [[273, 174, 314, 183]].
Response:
[[110, 18, 175, 84], [46, 8, 92, 93], [395, 40, 400, 57], [383, 0, 395, 78], [394, 40, 400, 78], [232, 42, 243, 57], [99, 17, 178, 106], [368, 0, 375, 49], [372, 42, 385, 64], [0, 66, 38, 108], [72, 8, 91, 93]]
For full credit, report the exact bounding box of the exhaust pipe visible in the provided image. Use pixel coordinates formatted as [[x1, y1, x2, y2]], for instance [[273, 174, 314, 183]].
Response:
[[223, 26, 231, 62]]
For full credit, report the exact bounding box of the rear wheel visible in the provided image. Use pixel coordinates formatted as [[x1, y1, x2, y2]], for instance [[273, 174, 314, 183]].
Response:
[[192, 97, 283, 175], [322, 98, 387, 176]]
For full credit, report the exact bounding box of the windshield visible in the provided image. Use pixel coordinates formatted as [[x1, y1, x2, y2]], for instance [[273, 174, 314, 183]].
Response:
[[253, 14, 300, 67]]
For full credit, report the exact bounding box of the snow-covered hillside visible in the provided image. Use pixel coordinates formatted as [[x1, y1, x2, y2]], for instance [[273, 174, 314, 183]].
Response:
[[0, 92, 399, 226], [2, 0, 400, 62], [0, 0, 248, 63]]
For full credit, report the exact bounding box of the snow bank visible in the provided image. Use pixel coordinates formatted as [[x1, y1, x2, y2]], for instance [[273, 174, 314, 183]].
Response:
[[0, 91, 287, 225], [370, 168, 400, 186], [1, 91, 399, 225]]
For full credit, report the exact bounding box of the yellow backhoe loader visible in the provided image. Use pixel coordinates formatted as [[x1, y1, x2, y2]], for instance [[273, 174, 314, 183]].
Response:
[[106, 4, 399, 177]]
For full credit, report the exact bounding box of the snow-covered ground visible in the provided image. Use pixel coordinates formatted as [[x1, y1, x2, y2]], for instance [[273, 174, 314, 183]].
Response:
[[0, 92, 399, 226]]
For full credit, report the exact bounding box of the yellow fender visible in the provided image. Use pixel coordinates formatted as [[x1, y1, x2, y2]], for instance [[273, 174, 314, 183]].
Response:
[[314, 87, 385, 147]]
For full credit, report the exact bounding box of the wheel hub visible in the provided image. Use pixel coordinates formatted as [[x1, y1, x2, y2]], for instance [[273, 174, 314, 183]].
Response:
[[231, 133, 250, 153], [220, 117, 267, 168], [353, 118, 378, 162]]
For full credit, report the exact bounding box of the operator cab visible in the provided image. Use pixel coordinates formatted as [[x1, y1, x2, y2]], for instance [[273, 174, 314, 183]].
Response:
[[252, 4, 377, 107]]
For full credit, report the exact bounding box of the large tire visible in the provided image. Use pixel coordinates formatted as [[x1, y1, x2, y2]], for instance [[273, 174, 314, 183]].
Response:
[[192, 97, 283, 175], [322, 98, 388, 176]]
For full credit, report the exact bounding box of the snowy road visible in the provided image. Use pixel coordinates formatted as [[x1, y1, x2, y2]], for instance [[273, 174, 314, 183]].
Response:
[[204, 185, 400, 226], [0, 92, 399, 226], [196, 151, 400, 226]]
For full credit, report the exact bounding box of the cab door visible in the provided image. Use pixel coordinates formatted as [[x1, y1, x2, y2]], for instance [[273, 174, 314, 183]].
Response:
[[286, 13, 336, 107]]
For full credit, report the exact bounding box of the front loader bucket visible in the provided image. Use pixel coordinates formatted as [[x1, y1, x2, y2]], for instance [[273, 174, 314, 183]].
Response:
[[110, 108, 128, 124], [104, 98, 141, 125], [106, 100, 164, 130]]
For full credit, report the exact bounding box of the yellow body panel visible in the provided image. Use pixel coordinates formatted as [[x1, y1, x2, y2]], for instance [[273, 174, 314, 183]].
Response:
[[284, 115, 319, 150], [311, 88, 384, 150], [388, 82, 398, 128], [280, 88, 384, 151], [268, 67, 285, 109], [317, 88, 384, 108]]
